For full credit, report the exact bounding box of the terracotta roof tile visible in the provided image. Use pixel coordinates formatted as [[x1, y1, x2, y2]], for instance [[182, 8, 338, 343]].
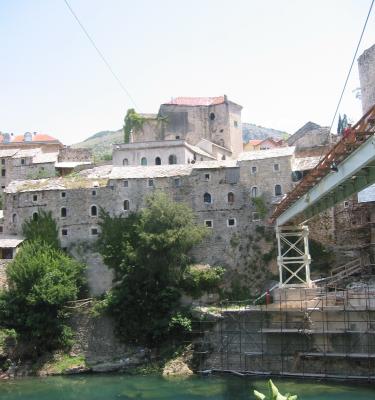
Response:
[[163, 96, 225, 106], [12, 134, 59, 143]]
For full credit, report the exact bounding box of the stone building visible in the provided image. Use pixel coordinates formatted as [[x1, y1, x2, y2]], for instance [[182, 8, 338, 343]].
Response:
[[358, 43, 375, 113], [2, 147, 296, 296]]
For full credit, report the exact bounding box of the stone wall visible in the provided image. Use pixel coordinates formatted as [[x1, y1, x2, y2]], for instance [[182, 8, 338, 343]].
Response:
[[58, 147, 92, 162], [358, 43, 375, 113]]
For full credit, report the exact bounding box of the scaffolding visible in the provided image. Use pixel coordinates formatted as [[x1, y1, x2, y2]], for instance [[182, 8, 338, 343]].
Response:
[[193, 284, 375, 380]]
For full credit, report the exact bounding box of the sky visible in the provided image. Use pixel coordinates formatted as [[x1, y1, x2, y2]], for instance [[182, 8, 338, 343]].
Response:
[[0, 0, 374, 145]]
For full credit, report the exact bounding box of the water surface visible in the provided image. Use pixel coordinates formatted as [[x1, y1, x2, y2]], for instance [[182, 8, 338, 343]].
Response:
[[0, 374, 374, 399]]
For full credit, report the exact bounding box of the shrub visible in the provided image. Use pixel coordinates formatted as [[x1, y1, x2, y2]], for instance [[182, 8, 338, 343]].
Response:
[[181, 265, 225, 298]]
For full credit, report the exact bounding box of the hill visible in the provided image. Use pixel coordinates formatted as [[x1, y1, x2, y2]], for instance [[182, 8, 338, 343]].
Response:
[[72, 123, 288, 160]]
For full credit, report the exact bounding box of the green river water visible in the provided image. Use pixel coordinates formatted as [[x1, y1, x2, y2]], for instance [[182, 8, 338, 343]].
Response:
[[0, 374, 374, 400]]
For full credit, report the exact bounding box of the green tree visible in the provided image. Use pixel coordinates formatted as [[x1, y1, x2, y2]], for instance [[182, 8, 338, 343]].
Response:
[[22, 209, 60, 249], [97, 192, 207, 345], [0, 240, 85, 354]]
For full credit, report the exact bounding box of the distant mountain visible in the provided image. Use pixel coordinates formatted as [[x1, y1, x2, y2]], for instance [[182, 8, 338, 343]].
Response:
[[72, 123, 288, 160], [242, 123, 288, 144]]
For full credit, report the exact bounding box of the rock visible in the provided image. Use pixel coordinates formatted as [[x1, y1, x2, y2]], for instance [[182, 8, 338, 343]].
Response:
[[162, 358, 193, 377], [64, 366, 91, 375]]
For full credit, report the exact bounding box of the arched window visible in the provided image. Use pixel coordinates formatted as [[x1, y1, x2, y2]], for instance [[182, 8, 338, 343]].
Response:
[[168, 154, 177, 165], [91, 205, 97, 217], [204, 192, 212, 204], [155, 157, 161, 165], [275, 184, 282, 196], [33, 212, 38, 221], [123, 200, 130, 211], [123, 158, 129, 166], [251, 186, 258, 197], [228, 192, 235, 204], [61, 207, 67, 218], [12, 213, 17, 224], [141, 157, 147, 166], [209, 112, 215, 120]]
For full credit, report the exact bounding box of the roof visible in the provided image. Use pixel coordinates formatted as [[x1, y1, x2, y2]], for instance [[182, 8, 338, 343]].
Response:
[[238, 146, 295, 161], [247, 140, 263, 146], [358, 184, 375, 203], [11, 148, 40, 158], [163, 96, 225, 106], [110, 165, 193, 179], [192, 160, 238, 169], [12, 133, 59, 143], [33, 151, 59, 164], [292, 156, 321, 171], [184, 143, 216, 159], [0, 236, 24, 248], [55, 161, 92, 169], [287, 122, 321, 145], [0, 149, 19, 157]]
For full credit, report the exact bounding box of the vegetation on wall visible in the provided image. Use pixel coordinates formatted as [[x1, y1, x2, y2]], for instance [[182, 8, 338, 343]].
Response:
[[0, 240, 85, 355], [96, 192, 209, 346], [22, 210, 60, 249], [123, 108, 146, 143], [251, 196, 268, 219]]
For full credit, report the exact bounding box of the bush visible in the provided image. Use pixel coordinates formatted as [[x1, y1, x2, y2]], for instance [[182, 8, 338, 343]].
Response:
[[97, 192, 207, 346], [0, 240, 85, 354], [181, 265, 225, 298]]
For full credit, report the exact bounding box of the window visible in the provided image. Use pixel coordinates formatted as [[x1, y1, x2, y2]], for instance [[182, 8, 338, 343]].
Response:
[[124, 180, 129, 188], [61, 229, 68, 236], [155, 157, 161, 165], [92, 190, 96, 196], [209, 112, 215, 120], [251, 166, 257, 174], [61, 207, 67, 218], [123, 158, 129, 166], [123, 199, 130, 211], [228, 192, 235, 204], [148, 179, 154, 187], [251, 186, 258, 197], [21, 158, 26, 165], [203, 192, 212, 204], [275, 184, 282, 196], [234, 121, 238, 128], [91, 205, 97, 217], [252, 212, 260, 221], [227, 218, 237, 227], [204, 173, 210, 181], [1, 169, 5, 177], [0, 226, 3, 233], [1, 159, 4, 165], [32, 194, 38, 202], [204, 220, 213, 228], [222, 155, 226, 160], [141, 157, 147, 166], [273, 163, 280, 172], [174, 178, 181, 187], [32, 212, 38, 221], [12, 213, 17, 224], [91, 228, 98, 236], [168, 154, 177, 165], [1, 186, 4, 189], [61, 191, 66, 198], [175, 136, 180, 139], [344, 201, 349, 208]]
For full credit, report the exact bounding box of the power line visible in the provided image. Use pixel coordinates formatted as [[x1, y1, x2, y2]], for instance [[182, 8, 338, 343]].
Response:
[[63, 0, 139, 110], [328, 0, 374, 133]]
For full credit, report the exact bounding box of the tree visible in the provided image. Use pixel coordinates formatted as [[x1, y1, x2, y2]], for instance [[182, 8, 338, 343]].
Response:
[[97, 192, 207, 345], [22, 209, 60, 249], [0, 240, 85, 354]]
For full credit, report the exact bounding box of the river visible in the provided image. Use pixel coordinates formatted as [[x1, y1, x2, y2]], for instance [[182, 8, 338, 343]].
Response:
[[0, 374, 374, 399]]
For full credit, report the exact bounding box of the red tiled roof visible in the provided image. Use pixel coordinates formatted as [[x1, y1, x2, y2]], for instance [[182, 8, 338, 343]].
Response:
[[248, 140, 263, 146], [12, 134, 59, 143], [164, 96, 225, 106]]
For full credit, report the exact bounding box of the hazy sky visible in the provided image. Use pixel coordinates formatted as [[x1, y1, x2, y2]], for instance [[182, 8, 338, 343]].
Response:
[[1, 0, 374, 145]]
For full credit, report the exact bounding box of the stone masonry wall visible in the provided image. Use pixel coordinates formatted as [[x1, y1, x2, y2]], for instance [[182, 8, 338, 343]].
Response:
[[358, 43, 375, 113]]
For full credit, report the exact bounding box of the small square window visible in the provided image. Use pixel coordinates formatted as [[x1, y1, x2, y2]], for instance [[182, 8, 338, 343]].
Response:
[[61, 191, 66, 198], [1, 186, 5, 189], [344, 201, 349, 208], [227, 218, 236, 227], [252, 212, 260, 221], [273, 163, 280, 172], [204, 220, 213, 228], [204, 173, 210, 181], [148, 179, 154, 187], [13, 195, 16, 201], [1, 169, 6, 177], [21, 158, 26, 165], [1, 159, 4, 165], [174, 178, 181, 187], [124, 180, 129, 188], [91, 228, 98, 235], [61, 229, 68, 236], [176, 136, 180, 139], [92, 190, 97, 196], [32, 194, 38, 202], [251, 166, 257, 174]]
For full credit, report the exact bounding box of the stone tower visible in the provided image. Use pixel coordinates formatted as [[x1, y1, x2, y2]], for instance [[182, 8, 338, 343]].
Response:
[[358, 43, 375, 113]]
